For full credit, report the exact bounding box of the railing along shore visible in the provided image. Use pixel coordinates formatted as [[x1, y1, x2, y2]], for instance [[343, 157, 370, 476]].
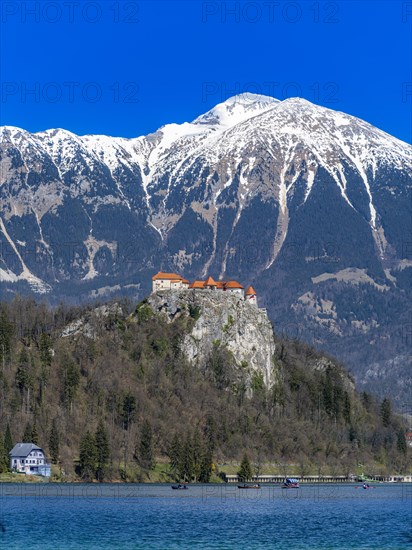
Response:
[[225, 474, 412, 483]]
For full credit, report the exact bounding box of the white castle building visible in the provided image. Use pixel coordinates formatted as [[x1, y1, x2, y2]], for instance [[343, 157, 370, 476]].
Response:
[[151, 272, 257, 305]]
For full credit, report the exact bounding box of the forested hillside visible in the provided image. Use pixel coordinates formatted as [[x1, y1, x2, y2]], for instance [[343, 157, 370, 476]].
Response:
[[0, 296, 410, 482]]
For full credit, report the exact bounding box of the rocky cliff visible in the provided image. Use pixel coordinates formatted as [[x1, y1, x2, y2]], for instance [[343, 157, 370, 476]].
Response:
[[147, 290, 277, 390]]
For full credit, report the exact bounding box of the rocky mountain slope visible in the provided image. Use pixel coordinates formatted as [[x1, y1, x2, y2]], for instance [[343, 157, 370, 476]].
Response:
[[147, 289, 277, 391], [1, 93, 411, 404]]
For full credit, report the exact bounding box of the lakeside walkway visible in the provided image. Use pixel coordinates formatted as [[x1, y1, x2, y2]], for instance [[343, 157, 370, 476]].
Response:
[[225, 474, 412, 483]]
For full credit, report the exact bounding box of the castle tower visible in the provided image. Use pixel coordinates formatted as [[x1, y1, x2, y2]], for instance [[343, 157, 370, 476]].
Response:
[[245, 285, 257, 305], [204, 276, 217, 290]]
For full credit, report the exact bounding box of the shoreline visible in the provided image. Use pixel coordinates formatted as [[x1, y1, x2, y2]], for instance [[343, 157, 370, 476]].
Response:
[[1, 477, 411, 485]]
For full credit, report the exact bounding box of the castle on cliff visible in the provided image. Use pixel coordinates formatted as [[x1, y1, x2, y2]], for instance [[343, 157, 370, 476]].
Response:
[[151, 271, 257, 305]]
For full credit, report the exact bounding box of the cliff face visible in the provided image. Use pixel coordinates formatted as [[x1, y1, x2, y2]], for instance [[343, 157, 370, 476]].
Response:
[[147, 289, 277, 389]]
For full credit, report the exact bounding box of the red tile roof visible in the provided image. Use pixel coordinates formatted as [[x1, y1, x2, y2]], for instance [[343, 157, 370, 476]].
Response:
[[189, 281, 205, 289], [159, 274, 249, 292], [152, 271, 184, 281], [204, 276, 217, 286], [224, 281, 244, 289]]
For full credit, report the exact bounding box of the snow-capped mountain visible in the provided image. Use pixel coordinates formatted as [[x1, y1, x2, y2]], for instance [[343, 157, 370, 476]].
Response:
[[1, 93, 411, 403]]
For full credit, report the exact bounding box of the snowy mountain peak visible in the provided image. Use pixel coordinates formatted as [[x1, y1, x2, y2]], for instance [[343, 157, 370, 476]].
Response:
[[192, 92, 280, 128]]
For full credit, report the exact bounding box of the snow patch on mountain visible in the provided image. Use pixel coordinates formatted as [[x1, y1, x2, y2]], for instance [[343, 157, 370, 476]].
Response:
[[0, 216, 49, 292], [312, 268, 390, 291], [193, 92, 280, 128]]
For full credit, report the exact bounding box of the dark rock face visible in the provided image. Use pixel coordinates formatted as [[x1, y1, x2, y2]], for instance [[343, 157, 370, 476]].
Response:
[[1, 93, 411, 404]]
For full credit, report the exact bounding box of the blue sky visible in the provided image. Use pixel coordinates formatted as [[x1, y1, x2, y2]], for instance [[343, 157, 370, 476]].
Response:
[[1, 1, 411, 142]]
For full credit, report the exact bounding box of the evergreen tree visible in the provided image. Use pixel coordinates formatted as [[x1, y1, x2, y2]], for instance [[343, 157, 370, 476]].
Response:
[[322, 368, 343, 419], [16, 365, 29, 394], [362, 392, 372, 411], [0, 308, 14, 370], [198, 444, 214, 483], [38, 333, 52, 405], [23, 422, 33, 442], [15, 348, 33, 410], [238, 453, 252, 482], [79, 432, 96, 481], [4, 424, 13, 454], [137, 419, 155, 470], [0, 433, 9, 473], [49, 419, 60, 464], [343, 392, 351, 424], [95, 420, 110, 481], [204, 415, 217, 449], [178, 435, 193, 482], [397, 429, 407, 455], [31, 421, 39, 445], [121, 394, 137, 431], [39, 333, 53, 367], [62, 356, 80, 413], [349, 425, 358, 443], [191, 429, 202, 481], [168, 433, 181, 473], [381, 398, 392, 427]]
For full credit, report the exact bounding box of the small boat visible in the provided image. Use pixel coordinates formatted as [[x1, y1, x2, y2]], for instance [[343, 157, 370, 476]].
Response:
[[171, 484, 188, 490], [354, 483, 376, 490], [356, 475, 375, 483], [282, 478, 300, 489], [237, 483, 261, 489]]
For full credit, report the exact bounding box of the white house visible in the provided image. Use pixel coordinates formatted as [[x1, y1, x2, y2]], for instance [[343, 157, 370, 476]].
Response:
[[9, 443, 51, 477], [152, 272, 190, 292], [222, 280, 245, 296]]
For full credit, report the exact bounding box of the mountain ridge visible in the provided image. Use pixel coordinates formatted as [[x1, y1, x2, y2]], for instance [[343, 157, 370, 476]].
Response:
[[1, 94, 411, 404]]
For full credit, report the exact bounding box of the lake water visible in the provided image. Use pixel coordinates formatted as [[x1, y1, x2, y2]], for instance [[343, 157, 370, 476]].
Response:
[[0, 483, 411, 549]]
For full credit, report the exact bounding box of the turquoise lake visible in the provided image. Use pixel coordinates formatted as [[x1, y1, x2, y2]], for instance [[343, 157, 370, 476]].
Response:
[[0, 483, 411, 549]]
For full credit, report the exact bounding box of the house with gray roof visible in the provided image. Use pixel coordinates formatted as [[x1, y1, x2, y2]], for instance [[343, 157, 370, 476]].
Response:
[[9, 443, 51, 477]]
